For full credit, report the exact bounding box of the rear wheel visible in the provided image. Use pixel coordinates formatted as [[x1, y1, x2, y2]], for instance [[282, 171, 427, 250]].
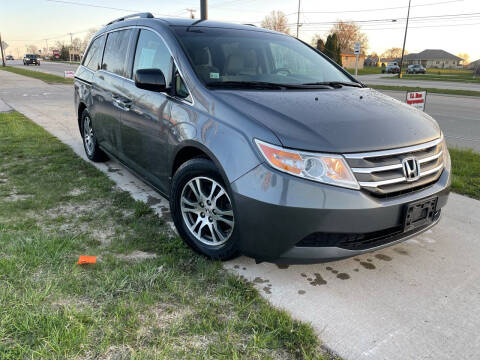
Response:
[[170, 158, 239, 260], [81, 109, 107, 162]]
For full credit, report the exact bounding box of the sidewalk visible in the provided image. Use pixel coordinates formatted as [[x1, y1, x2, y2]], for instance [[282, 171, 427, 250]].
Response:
[[1, 70, 479, 360]]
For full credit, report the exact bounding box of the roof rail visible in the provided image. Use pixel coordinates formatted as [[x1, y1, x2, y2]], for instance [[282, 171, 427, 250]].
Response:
[[107, 12, 154, 25], [243, 24, 257, 27]]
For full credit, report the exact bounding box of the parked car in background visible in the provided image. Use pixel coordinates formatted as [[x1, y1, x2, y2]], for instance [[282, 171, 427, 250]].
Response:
[[23, 54, 40, 66], [6, 55, 14, 60], [75, 13, 451, 264], [382, 62, 400, 74], [407, 64, 426, 74]]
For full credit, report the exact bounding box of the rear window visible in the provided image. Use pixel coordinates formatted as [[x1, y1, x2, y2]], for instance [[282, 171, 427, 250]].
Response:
[[102, 30, 133, 76], [83, 35, 105, 71]]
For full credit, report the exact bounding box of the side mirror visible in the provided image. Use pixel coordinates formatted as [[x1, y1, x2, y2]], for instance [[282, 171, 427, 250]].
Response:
[[135, 68, 167, 92]]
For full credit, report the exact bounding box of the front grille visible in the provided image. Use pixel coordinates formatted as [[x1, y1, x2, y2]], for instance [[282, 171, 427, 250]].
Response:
[[344, 137, 444, 196]]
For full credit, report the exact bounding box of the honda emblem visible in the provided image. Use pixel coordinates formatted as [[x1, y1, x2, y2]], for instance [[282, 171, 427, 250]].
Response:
[[402, 157, 420, 182]]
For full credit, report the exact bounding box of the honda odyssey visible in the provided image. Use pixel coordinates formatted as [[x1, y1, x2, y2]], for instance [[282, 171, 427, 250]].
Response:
[[74, 13, 450, 264]]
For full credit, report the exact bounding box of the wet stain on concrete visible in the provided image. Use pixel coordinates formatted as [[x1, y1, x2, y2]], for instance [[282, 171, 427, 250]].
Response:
[[337, 273, 350, 280], [354, 258, 361, 262], [375, 254, 392, 261], [394, 247, 409, 255], [276, 264, 289, 269], [242, 267, 246, 270], [332, 270, 338, 274], [146, 195, 162, 206], [300, 273, 307, 278], [263, 286, 272, 294], [107, 166, 122, 174], [307, 277, 312, 281], [309, 273, 327, 286], [159, 206, 172, 221], [234, 265, 240, 269], [326, 266, 332, 271], [367, 258, 373, 262], [360, 261, 376, 270], [354, 268, 359, 272], [298, 290, 306, 295], [253, 277, 269, 284]]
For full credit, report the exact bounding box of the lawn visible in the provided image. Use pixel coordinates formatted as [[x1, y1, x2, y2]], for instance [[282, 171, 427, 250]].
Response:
[[449, 148, 480, 200], [0, 66, 73, 84], [0, 111, 324, 359], [346, 67, 382, 75]]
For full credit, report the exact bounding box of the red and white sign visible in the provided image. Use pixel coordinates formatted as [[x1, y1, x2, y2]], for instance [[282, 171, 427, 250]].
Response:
[[64, 70, 75, 78], [406, 91, 427, 111]]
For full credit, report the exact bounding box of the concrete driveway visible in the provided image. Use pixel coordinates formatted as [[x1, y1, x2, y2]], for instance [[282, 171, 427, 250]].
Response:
[[1, 70, 479, 360], [6, 59, 79, 77], [356, 73, 480, 92]]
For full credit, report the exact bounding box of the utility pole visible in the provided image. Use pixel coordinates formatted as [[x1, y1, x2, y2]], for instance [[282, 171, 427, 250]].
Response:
[[69, 32, 73, 63], [200, 0, 207, 20], [44, 39, 49, 56], [0, 33, 5, 67], [398, 0, 411, 78], [186, 8, 196, 19], [296, 0, 301, 38]]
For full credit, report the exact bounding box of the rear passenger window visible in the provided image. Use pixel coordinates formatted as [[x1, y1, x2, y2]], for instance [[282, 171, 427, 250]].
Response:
[[83, 35, 104, 71], [133, 30, 173, 87], [102, 30, 132, 76]]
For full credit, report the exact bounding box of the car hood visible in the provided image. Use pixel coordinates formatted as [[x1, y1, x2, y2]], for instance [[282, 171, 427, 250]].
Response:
[[213, 87, 440, 153]]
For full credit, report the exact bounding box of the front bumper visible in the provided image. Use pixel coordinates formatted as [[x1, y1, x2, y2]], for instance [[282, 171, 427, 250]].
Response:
[[231, 163, 451, 264]]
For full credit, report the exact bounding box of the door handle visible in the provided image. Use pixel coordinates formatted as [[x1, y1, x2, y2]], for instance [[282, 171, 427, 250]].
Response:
[[112, 96, 132, 111]]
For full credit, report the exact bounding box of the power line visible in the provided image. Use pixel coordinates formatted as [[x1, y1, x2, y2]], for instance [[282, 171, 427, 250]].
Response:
[[44, 0, 176, 17], [287, 12, 480, 26], [286, 0, 464, 15]]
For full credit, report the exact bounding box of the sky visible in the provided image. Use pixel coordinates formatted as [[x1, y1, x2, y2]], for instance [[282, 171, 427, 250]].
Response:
[[1, 0, 479, 62]]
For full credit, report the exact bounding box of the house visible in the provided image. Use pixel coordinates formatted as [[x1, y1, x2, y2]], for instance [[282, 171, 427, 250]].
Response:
[[468, 59, 480, 70], [378, 58, 399, 67], [403, 49, 463, 69], [364, 55, 379, 67], [341, 51, 365, 69]]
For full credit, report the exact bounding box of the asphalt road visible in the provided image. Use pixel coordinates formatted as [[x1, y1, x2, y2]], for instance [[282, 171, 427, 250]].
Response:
[[356, 73, 480, 92], [1, 70, 479, 360], [383, 90, 480, 152], [6, 59, 79, 77]]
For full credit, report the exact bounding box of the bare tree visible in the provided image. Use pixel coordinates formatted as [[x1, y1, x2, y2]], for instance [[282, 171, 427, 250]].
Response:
[[457, 53, 469, 65], [382, 47, 407, 59], [261, 11, 290, 35], [82, 28, 99, 51], [329, 21, 368, 53], [26, 44, 38, 54]]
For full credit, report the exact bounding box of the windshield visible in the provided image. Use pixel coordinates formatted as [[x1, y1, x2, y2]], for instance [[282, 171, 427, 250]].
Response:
[[172, 26, 353, 87], [26, 54, 37, 58]]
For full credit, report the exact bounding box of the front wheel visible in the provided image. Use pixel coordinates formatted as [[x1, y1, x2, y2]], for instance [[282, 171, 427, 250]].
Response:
[[170, 158, 239, 260]]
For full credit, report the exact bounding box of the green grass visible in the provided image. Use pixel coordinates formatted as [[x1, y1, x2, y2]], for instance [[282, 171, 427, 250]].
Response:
[[346, 67, 382, 75], [0, 66, 73, 84], [449, 148, 480, 200], [367, 84, 480, 97], [0, 111, 325, 359]]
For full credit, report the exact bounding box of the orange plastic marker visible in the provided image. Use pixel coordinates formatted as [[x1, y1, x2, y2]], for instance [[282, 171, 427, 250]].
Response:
[[77, 256, 97, 264]]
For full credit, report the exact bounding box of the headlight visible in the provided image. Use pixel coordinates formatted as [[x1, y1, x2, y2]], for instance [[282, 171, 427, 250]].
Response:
[[441, 137, 451, 170], [255, 139, 360, 190]]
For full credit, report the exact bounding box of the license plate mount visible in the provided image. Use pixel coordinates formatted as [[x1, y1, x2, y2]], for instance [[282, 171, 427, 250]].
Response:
[[404, 197, 438, 233]]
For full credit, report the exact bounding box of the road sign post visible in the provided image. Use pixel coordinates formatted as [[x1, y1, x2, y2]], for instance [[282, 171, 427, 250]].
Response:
[[354, 42, 360, 76]]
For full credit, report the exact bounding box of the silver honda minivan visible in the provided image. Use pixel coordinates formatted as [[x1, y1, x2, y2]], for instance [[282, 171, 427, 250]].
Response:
[[74, 13, 451, 264]]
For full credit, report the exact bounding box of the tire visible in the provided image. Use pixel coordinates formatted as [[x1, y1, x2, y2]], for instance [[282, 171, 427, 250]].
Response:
[[80, 109, 107, 162], [170, 158, 239, 261]]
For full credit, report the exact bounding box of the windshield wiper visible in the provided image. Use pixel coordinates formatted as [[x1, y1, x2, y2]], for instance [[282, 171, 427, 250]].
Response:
[[301, 81, 363, 88], [207, 81, 330, 90]]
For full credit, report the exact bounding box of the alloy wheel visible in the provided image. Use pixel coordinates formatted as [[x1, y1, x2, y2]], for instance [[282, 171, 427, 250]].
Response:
[[180, 176, 234, 247], [83, 115, 95, 156]]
